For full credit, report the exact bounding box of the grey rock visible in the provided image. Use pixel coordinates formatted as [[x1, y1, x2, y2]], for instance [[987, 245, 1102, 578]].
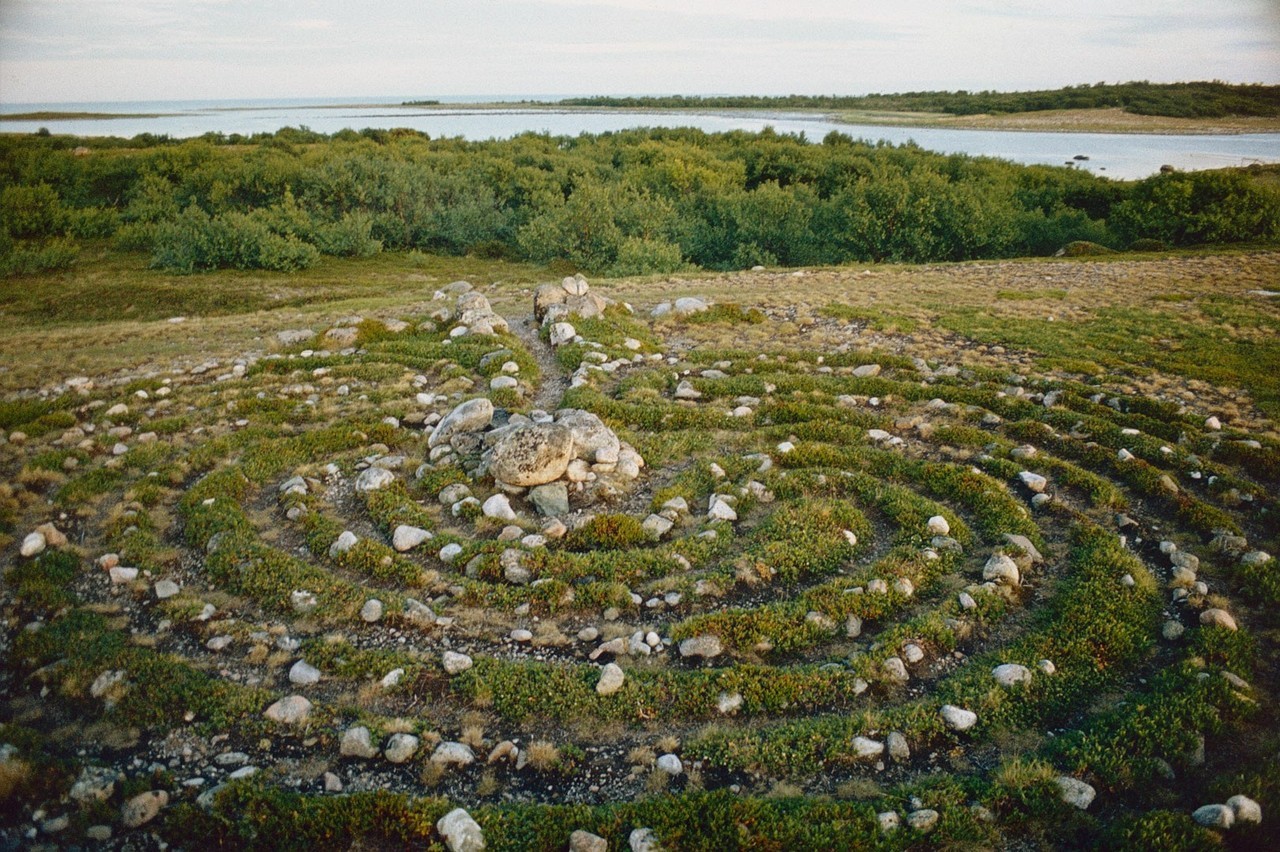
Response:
[[1192, 803, 1234, 828], [1226, 794, 1262, 824], [121, 790, 168, 828], [443, 651, 473, 675], [596, 662, 626, 696], [887, 731, 910, 761], [940, 704, 977, 731], [1056, 776, 1096, 809], [432, 741, 476, 767], [340, 726, 379, 759], [429, 398, 495, 448], [570, 829, 609, 852], [529, 482, 571, 516], [907, 809, 939, 832], [983, 554, 1020, 585], [361, 598, 384, 623], [392, 525, 432, 552], [992, 663, 1033, 688], [851, 737, 884, 759], [679, 635, 722, 659], [556, 409, 621, 462], [673, 297, 709, 315], [289, 660, 322, 686], [354, 466, 395, 493], [629, 827, 662, 851], [489, 424, 575, 487], [437, 807, 486, 852], [384, 733, 420, 764], [154, 579, 181, 599], [264, 695, 312, 724], [656, 754, 683, 775]]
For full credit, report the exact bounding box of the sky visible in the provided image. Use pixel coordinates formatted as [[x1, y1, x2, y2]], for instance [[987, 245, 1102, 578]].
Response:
[[1, 0, 1278, 104]]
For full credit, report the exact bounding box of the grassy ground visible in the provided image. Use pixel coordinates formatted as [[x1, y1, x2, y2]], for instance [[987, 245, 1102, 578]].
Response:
[[1, 247, 1277, 849]]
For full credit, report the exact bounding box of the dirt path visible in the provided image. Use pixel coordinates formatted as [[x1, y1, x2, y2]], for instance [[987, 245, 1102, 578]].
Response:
[[508, 311, 570, 413]]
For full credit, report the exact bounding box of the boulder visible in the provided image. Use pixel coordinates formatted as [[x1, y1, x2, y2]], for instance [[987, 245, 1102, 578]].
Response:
[[673, 297, 709, 316], [340, 726, 380, 759], [443, 651, 474, 675], [354, 466, 395, 493], [392, 525, 432, 552], [121, 790, 168, 829], [1226, 794, 1262, 825], [679, 635, 722, 659], [429, 398, 495, 448], [570, 830, 609, 852], [488, 424, 575, 487], [992, 663, 1033, 688], [982, 554, 1020, 585], [1192, 804, 1234, 828], [384, 733, 420, 764], [529, 482, 571, 516]]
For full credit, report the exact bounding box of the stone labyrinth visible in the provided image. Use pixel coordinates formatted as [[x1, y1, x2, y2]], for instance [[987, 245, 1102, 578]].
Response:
[[2, 273, 1276, 849]]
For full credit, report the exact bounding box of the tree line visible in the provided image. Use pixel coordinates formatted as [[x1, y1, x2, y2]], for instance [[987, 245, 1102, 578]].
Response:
[[1, 124, 1277, 277], [554, 82, 1280, 119]]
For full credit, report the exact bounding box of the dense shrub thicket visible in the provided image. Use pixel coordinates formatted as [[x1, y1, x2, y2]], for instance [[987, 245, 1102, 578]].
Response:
[[557, 81, 1280, 118], [1, 124, 1277, 276]]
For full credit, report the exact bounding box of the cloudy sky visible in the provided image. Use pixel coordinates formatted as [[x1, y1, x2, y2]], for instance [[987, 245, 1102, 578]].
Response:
[[2, 0, 1277, 104]]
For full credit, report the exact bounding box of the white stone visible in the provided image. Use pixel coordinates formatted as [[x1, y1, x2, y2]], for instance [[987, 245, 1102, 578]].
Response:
[[656, 754, 683, 775], [20, 531, 46, 557], [154, 579, 180, 599], [340, 726, 379, 759], [1192, 804, 1234, 828], [926, 515, 950, 536], [992, 663, 1033, 687], [392, 525, 432, 552], [1226, 794, 1262, 825], [384, 733, 420, 764], [852, 737, 885, 759], [437, 807, 485, 852], [982, 554, 1020, 585], [289, 660, 321, 685], [443, 651, 473, 675], [354, 466, 395, 493], [940, 704, 977, 731], [361, 599, 384, 622], [263, 695, 312, 725], [482, 493, 517, 521], [596, 662, 625, 695], [1018, 471, 1047, 493]]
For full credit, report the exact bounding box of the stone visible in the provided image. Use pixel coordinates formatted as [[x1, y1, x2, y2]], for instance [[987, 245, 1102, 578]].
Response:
[[926, 515, 950, 536], [1002, 533, 1044, 564], [549, 322, 577, 346], [718, 692, 744, 714], [596, 662, 626, 695], [992, 663, 1033, 687], [340, 726, 380, 759], [1200, 609, 1238, 631], [673, 296, 709, 315], [289, 660, 321, 685], [570, 829, 609, 852], [845, 614, 863, 638], [361, 598, 384, 622], [489, 375, 518, 391], [629, 828, 662, 851], [264, 695, 312, 724], [655, 753, 683, 775], [852, 737, 885, 759], [877, 812, 901, 834], [940, 704, 978, 731], [707, 498, 737, 522], [429, 398, 495, 448], [679, 635, 722, 659], [121, 790, 168, 829], [529, 482, 571, 516], [852, 364, 881, 378], [154, 579, 181, 599], [1018, 471, 1048, 493], [70, 766, 118, 803], [907, 809, 939, 832], [1056, 776, 1096, 809], [482, 493, 517, 521], [392, 525, 432, 552], [1192, 804, 1234, 828], [674, 380, 702, 400], [355, 466, 395, 493], [437, 807, 485, 852], [886, 731, 910, 761], [557, 409, 622, 462], [329, 530, 359, 558], [443, 651, 473, 675], [883, 656, 909, 683], [432, 741, 476, 767], [20, 531, 46, 557], [982, 554, 1020, 585], [323, 772, 343, 792], [642, 514, 674, 538], [384, 733, 420, 764], [1226, 794, 1262, 825], [489, 424, 575, 487]]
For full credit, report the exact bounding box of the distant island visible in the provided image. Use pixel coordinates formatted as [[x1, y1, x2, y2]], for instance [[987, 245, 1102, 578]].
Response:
[[545, 81, 1280, 119]]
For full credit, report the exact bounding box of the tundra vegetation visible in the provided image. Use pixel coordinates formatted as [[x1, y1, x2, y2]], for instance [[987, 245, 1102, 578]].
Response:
[[0, 129, 1277, 850], [2, 127, 1278, 281]]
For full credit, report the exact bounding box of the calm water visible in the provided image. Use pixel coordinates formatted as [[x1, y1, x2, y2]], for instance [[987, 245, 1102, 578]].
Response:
[[2, 96, 1277, 180]]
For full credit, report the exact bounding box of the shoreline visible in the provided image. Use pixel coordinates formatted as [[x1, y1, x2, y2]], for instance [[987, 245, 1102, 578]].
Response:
[[4, 103, 1279, 136]]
